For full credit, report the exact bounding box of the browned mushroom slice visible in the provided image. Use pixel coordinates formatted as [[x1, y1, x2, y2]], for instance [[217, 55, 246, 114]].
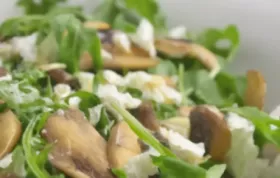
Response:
[[107, 121, 141, 169], [84, 21, 111, 30], [42, 109, 114, 178], [0, 106, 22, 159], [244, 70, 266, 110], [47, 69, 80, 89], [189, 105, 231, 161], [80, 44, 159, 70], [133, 102, 160, 131], [155, 38, 219, 72]]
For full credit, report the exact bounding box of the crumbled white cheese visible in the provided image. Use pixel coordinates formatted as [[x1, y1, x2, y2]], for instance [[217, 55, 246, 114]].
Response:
[[101, 48, 113, 61], [75, 72, 95, 92], [103, 70, 125, 86], [124, 71, 182, 105], [88, 104, 103, 126], [131, 19, 156, 57], [168, 26, 187, 39], [226, 113, 280, 178], [68, 96, 81, 108], [113, 32, 131, 53], [0, 74, 12, 81], [54, 84, 71, 99], [124, 151, 158, 178], [0, 153, 12, 168], [11, 33, 37, 62], [97, 84, 141, 109], [159, 127, 205, 164]]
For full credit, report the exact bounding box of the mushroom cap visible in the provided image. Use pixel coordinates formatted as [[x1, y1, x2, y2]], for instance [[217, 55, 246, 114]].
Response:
[[155, 38, 219, 72], [42, 109, 114, 178], [133, 102, 160, 132], [107, 121, 141, 169], [244, 70, 266, 110], [84, 21, 111, 31], [0, 108, 22, 159], [189, 105, 231, 161]]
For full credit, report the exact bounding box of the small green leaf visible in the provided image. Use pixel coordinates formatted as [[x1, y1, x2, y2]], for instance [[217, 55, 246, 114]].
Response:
[[196, 25, 240, 62], [112, 168, 127, 178], [206, 164, 226, 178], [152, 156, 206, 178], [0, 102, 7, 112], [110, 102, 175, 157]]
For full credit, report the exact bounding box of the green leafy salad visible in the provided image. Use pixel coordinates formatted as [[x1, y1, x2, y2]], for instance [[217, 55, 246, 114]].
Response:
[[0, 0, 279, 178]]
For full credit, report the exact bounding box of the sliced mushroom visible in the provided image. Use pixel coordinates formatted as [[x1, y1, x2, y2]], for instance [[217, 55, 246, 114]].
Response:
[[84, 21, 111, 31], [133, 102, 160, 131], [189, 105, 231, 161], [0, 106, 22, 159], [160, 117, 190, 138], [155, 39, 219, 74], [244, 70, 266, 110], [107, 121, 141, 169], [79, 30, 159, 70], [47, 69, 80, 89], [42, 109, 114, 178]]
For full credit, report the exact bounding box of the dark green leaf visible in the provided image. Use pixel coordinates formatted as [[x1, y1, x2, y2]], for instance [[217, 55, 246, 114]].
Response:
[[96, 107, 114, 139], [87, 30, 103, 71], [17, 0, 67, 15], [22, 115, 50, 178], [222, 107, 280, 148], [66, 91, 101, 116], [184, 70, 224, 106], [92, 0, 120, 24], [196, 25, 240, 62], [113, 13, 137, 33], [152, 156, 206, 178], [0, 102, 7, 112]]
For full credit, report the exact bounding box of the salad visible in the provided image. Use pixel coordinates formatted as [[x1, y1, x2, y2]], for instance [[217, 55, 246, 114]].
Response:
[[0, 0, 279, 178]]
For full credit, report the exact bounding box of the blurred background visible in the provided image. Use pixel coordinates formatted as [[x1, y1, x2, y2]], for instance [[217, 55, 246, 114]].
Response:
[[1, 0, 279, 111]]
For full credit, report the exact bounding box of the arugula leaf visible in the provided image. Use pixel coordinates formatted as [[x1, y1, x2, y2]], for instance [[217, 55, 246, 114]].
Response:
[[222, 107, 280, 147], [148, 60, 177, 76], [152, 156, 206, 178], [184, 70, 224, 106], [112, 168, 127, 178], [17, 0, 67, 15], [0, 15, 44, 40], [87, 30, 103, 71], [22, 115, 50, 178], [49, 14, 84, 73], [66, 91, 101, 116], [0, 102, 7, 112], [196, 25, 239, 62], [95, 107, 115, 140], [206, 164, 226, 178], [110, 102, 175, 157], [153, 102, 177, 120], [113, 13, 137, 33], [92, 0, 120, 24], [215, 72, 247, 106], [0, 146, 26, 177]]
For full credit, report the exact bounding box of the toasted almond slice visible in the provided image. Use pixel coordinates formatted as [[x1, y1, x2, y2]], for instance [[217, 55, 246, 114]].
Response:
[[107, 121, 141, 169], [0, 107, 22, 159], [84, 21, 110, 30], [155, 39, 219, 74], [244, 70, 266, 110]]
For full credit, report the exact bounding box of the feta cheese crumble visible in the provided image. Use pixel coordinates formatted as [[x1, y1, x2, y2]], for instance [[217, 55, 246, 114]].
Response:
[[68, 96, 81, 108], [113, 31, 131, 53], [96, 84, 141, 109], [0, 153, 12, 168], [0, 74, 12, 81], [131, 19, 156, 58], [168, 26, 187, 39], [54, 84, 71, 99], [226, 113, 280, 178], [159, 127, 205, 164], [11, 33, 38, 62], [124, 71, 182, 105], [75, 72, 95, 92], [103, 70, 125, 86], [88, 104, 104, 125]]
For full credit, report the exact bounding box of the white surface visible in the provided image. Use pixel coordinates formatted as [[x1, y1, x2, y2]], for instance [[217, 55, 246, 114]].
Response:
[[0, 0, 279, 110]]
